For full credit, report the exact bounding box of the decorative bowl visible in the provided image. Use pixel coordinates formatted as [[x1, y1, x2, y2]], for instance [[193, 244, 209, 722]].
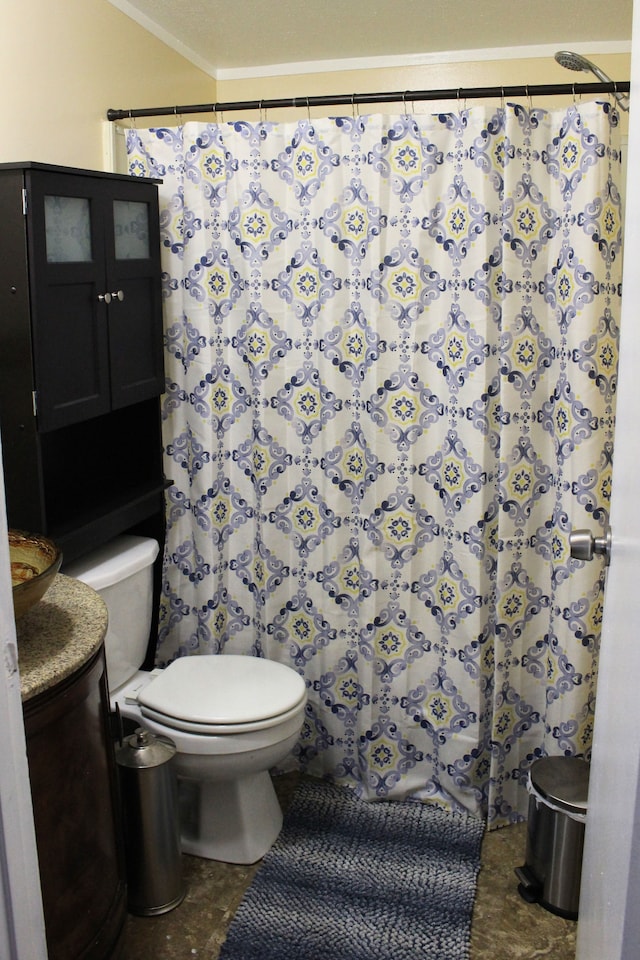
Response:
[[9, 530, 62, 620]]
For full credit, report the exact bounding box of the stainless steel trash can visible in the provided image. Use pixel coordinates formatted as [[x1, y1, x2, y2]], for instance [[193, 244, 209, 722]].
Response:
[[116, 727, 185, 916], [515, 757, 589, 920]]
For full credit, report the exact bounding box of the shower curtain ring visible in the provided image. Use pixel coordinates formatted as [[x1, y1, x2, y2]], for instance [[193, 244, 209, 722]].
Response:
[[404, 91, 416, 115], [306, 96, 311, 122]]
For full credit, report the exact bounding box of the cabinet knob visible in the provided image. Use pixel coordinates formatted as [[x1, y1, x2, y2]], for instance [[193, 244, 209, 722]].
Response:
[[111, 290, 125, 302], [98, 292, 112, 304]]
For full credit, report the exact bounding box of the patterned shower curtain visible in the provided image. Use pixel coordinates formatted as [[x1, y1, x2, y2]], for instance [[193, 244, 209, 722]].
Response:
[[127, 99, 622, 826]]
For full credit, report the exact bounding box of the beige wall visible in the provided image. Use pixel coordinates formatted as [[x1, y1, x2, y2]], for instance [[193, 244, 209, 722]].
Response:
[[115, 50, 630, 130], [215, 53, 631, 125], [2, 0, 214, 170]]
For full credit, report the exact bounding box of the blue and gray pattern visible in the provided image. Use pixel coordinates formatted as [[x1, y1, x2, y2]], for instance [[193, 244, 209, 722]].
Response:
[[219, 777, 485, 960], [127, 100, 622, 826]]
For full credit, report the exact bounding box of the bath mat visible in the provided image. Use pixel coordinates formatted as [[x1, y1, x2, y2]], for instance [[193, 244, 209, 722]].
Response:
[[218, 777, 485, 960]]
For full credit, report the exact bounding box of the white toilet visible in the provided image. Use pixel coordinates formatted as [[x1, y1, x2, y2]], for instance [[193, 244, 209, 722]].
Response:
[[64, 535, 307, 865]]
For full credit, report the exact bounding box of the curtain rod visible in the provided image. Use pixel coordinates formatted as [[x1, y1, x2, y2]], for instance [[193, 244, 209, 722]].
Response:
[[106, 80, 630, 122]]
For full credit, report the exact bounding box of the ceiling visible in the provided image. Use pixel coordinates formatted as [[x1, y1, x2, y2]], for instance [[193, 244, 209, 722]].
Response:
[[108, 0, 633, 78]]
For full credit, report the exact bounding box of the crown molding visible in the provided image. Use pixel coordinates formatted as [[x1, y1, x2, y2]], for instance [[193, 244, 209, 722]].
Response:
[[107, 0, 217, 77], [217, 40, 632, 81]]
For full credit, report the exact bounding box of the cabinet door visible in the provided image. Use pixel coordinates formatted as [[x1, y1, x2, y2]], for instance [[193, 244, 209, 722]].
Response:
[[106, 180, 165, 409], [27, 171, 112, 431], [23, 648, 127, 960]]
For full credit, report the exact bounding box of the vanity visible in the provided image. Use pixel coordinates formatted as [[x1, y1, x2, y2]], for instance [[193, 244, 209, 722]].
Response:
[[17, 574, 126, 960]]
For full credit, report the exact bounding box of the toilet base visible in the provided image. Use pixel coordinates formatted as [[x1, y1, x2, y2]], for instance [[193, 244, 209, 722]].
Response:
[[178, 770, 283, 864]]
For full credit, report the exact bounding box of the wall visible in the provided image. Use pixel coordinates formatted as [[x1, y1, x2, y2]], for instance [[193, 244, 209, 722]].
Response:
[[213, 51, 631, 125], [1, 0, 214, 171]]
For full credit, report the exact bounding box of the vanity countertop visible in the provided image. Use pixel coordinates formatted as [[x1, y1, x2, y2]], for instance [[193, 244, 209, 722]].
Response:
[[16, 574, 108, 702]]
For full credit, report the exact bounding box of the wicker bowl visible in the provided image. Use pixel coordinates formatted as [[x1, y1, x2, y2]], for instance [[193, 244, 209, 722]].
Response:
[[9, 530, 62, 620]]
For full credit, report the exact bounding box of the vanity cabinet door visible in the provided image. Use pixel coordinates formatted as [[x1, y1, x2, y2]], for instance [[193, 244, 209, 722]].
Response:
[[23, 646, 127, 960]]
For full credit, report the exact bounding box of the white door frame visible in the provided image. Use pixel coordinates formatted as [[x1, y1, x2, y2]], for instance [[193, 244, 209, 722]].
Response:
[[576, 4, 640, 956], [0, 438, 47, 959]]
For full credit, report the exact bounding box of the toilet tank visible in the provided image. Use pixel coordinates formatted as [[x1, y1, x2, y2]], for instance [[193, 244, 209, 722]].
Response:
[[64, 535, 159, 692]]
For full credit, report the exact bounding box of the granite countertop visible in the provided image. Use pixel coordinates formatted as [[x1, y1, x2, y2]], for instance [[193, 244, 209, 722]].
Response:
[[15, 573, 108, 702]]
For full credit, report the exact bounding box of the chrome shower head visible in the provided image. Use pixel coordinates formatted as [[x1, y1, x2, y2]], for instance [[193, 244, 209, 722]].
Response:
[[554, 50, 629, 110]]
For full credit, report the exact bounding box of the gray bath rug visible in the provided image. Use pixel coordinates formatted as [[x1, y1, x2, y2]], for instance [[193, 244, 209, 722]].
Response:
[[218, 776, 485, 960]]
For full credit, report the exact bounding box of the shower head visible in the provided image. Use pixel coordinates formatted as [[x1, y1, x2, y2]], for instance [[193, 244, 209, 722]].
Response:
[[555, 50, 609, 82], [554, 50, 629, 110]]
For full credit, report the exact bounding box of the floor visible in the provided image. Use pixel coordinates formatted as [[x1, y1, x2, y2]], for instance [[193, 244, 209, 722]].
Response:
[[123, 773, 577, 960]]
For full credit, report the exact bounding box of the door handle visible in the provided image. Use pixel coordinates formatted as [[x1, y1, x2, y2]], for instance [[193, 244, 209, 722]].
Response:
[[569, 526, 612, 566]]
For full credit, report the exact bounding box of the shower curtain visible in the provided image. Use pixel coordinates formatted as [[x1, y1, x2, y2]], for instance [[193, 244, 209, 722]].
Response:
[[126, 99, 622, 825]]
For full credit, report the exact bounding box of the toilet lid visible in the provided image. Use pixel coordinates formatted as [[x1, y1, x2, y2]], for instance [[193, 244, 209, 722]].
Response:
[[136, 655, 306, 727]]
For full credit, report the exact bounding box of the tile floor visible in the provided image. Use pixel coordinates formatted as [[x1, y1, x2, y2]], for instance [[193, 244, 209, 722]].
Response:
[[123, 773, 577, 960]]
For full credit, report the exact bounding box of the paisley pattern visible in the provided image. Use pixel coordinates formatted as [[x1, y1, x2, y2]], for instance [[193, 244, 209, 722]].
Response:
[[127, 101, 622, 825]]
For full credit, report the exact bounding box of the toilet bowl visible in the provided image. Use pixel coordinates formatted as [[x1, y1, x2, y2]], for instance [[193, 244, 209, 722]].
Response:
[[115, 655, 306, 863], [64, 536, 307, 864]]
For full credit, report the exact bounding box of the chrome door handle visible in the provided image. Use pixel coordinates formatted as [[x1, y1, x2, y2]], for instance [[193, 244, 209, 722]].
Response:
[[569, 526, 612, 566]]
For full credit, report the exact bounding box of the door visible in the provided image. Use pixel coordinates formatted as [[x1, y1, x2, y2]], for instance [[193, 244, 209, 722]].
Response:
[[576, 7, 640, 957], [28, 169, 112, 430], [106, 178, 165, 409]]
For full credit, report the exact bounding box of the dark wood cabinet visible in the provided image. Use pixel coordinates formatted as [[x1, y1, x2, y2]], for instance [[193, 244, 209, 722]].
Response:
[[23, 646, 127, 960], [0, 162, 166, 564], [26, 169, 164, 429]]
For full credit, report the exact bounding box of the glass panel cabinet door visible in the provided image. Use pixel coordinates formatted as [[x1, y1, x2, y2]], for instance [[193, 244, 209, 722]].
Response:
[[107, 184, 164, 410], [30, 173, 111, 431], [113, 200, 150, 260], [44, 195, 93, 262]]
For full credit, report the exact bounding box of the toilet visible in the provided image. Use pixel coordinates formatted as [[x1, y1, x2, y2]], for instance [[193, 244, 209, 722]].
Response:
[[64, 535, 307, 865]]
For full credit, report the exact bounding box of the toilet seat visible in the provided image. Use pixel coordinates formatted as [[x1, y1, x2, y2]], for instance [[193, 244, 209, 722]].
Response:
[[136, 655, 307, 735], [139, 699, 307, 735]]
